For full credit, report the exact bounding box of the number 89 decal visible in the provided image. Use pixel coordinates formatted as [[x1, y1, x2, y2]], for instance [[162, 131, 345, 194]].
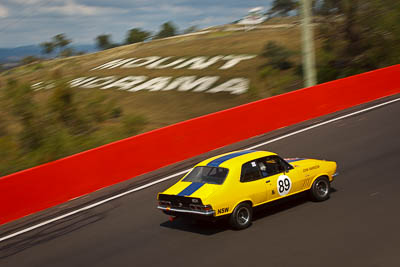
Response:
[[277, 175, 292, 196]]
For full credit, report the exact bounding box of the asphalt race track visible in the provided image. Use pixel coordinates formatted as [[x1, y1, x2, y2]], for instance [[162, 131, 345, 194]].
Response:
[[1, 95, 399, 267]]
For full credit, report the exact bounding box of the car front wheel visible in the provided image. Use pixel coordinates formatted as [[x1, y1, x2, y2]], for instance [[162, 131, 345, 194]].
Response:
[[310, 176, 330, 202], [229, 202, 253, 230]]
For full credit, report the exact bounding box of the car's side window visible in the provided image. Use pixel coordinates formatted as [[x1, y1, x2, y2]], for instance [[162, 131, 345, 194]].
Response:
[[276, 156, 294, 171], [240, 161, 262, 182], [258, 156, 286, 177]]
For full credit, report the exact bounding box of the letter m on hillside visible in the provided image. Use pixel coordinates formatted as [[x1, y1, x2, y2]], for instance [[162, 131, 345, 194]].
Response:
[[163, 76, 219, 92], [91, 58, 135, 70]]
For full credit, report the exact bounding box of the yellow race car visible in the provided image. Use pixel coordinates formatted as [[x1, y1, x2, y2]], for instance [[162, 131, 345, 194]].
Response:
[[157, 150, 338, 229]]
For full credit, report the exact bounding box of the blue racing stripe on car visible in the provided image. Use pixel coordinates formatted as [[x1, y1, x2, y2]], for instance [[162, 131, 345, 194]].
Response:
[[207, 150, 257, 167], [177, 182, 205, 196], [285, 158, 306, 163]]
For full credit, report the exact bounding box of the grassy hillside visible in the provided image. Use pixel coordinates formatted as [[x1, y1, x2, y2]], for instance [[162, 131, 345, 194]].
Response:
[[0, 18, 306, 176]]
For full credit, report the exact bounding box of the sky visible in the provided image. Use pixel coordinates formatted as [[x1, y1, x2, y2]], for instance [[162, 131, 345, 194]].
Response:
[[0, 0, 273, 48]]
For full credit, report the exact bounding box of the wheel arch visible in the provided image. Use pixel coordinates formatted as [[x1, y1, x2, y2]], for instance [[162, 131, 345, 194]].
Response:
[[229, 199, 254, 230], [309, 174, 330, 189], [232, 199, 253, 211]]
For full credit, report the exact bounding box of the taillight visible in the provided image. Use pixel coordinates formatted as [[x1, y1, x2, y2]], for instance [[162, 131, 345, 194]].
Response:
[[159, 200, 171, 207], [189, 204, 212, 211], [203, 205, 212, 211]]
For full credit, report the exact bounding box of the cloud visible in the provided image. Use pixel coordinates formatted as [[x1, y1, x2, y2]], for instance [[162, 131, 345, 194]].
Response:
[[13, 0, 44, 4], [38, 0, 127, 16], [0, 4, 9, 18], [138, 4, 203, 16], [1, 0, 274, 47], [190, 16, 239, 28]]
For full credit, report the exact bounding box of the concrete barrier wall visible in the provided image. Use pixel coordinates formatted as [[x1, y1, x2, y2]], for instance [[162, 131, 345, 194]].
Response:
[[1, 65, 399, 225]]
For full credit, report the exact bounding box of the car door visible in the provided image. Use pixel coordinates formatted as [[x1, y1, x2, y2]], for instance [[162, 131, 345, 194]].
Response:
[[277, 157, 303, 193], [239, 160, 270, 205], [257, 156, 302, 201]]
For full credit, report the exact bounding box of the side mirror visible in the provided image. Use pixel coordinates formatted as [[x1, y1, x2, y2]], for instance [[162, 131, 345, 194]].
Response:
[[284, 165, 290, 173]]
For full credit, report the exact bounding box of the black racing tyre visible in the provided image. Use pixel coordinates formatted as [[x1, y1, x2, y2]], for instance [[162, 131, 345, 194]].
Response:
[[229, 202, 253, 230], [310, 176, 330, 202]]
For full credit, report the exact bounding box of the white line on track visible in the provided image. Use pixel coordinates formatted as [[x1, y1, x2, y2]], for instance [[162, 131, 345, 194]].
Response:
[[1, 96, 399, 242], [247, 97, 400, 150]]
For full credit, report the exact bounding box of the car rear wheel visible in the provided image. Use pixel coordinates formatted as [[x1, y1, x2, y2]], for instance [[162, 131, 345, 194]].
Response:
[[310, 176, 330, 202], [229, 202, 252, 230]]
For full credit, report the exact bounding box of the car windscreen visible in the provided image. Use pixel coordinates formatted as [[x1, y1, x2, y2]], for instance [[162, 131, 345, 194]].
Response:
[[182, 166, 228, 185]]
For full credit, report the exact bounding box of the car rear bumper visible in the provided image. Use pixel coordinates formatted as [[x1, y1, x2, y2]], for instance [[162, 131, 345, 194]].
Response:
[[157, 206, 215, 216]]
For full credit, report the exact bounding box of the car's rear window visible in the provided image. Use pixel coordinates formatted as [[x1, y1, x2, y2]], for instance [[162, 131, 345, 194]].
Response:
[[183, 166, 228, 185]]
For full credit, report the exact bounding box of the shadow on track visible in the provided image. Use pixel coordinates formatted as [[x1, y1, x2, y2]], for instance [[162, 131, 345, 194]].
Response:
[[160, 188, 338, 235], [0, 205, 114, 260], [253, 187, 337, 222], [160, 217, 228, 235]]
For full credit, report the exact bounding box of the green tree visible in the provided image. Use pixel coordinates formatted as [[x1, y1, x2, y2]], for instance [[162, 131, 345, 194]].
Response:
[[84, 95, 110, 123], [4, 79, 43, 150], [0, 116, 7, 137], [268, 0, 298, 17], [53, 34, 72, 49], [40, 34, 73, 57], [59, 47, 76, 58], [0, 76, 136, 175], [125, 28, 151, 44], [40, 41, 55, 55], [49, 82, 73, 123], [156, 21, 177, 39], [95, 34, 114, 50], [184, 25, 198, 34], [20, 56, 40, 65], [48, 80, 92, 135], [317, 0, 400, 82], [261, 41, 293, 70], [0, 136, 19, 175], [122, 114, 147, 136], [314, 0, 344, 15]]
